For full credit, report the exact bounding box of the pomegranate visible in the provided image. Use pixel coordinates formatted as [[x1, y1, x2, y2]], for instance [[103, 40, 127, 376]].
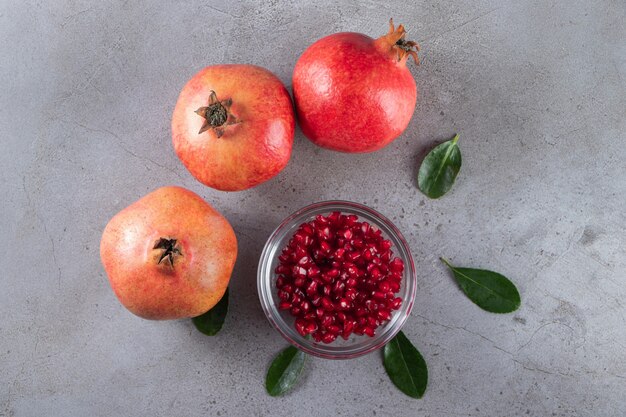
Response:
[[100, 186, 237, 320], [292, 19, 419, 153], [275, 212, 404, 343], [172, 65, 295, 191]]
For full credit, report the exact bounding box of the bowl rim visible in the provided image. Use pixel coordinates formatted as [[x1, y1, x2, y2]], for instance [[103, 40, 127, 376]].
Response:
[[257, 200, 417, 359]]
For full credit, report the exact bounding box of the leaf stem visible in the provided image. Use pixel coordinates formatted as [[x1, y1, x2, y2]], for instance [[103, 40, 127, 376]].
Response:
[[451, 133, 460, 145], [439, 257, 453, 269]]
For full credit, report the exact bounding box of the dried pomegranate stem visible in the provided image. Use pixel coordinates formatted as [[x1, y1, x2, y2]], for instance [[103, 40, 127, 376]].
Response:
[[195, 91, 240, 138], [153, 238, 181, 267], [376, 18, 420, 65]]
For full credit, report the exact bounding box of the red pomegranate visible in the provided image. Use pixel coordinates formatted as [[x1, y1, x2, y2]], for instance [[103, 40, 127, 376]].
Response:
[[292, 19, 419, 153], [172, 65, 295, 191]]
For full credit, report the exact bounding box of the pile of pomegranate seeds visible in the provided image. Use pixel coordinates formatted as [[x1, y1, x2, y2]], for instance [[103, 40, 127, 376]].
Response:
[[275, 212, 404, 343]]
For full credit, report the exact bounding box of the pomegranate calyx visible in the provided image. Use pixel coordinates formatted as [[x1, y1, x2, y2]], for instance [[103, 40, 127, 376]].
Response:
[[377, 18, 420, 65], [195, 91, 239, 138], [153, 237, 182, 267]]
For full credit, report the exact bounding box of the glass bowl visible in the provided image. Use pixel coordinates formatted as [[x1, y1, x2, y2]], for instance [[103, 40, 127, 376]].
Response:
[[257, 201, 416, 359]]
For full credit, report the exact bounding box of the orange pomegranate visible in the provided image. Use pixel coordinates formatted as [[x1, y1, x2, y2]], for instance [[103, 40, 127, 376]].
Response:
[[100, 186, 237, 320]]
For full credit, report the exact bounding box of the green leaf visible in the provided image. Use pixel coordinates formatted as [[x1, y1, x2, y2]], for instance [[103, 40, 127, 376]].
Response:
[[383, 331, 428, 399], [192, 288, 229, 336], [418, 134, 462, 199], [265, 346, 306, 396], [440, 258, 521, 313]]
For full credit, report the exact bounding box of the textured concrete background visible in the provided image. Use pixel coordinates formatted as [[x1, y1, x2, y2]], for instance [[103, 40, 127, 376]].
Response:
[[1, 0, 625, 416]]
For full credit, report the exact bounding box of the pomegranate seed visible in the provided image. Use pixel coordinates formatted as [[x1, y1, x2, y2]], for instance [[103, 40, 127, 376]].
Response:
[[278, 301, 291, 310], [300, 223, 314, 235], [290, 306, 302, 316], [276, 276, 285, 288], [315, 214, 329, 224], [275, 265, 290, 275], [332, 280, 345, 295], [389, 281, 400, 292], [337, 298, 351, 310], [295, 318, 307, 336], [305, 321, 318, 334], [311, 296, 322, 307], [363, 326, 376, 337], [321, 315, 334, 328], [278, 290, 290, 301], [312, 331, 323, 342], [377, 309, 391, 321], [380, 251, 391, 263], [390, 297, 402, 310], [348, 252, 362, 264], [322, 332, 337, 343], [345, 215, 358, 225], [369, 267, 381, 279], [300, 300, 311, 312], [315, 308, 325, 318], [294, 277, 306, 287], [307, 265, 321, 278], [304, 312, 316, 321], [341, 229, 353, 239], [378, 281, 391, 292], [379, 240, 392, 251], [351, 238, 364, 248], [295, 246, 307, 259], [306, 280, 319, 296], [336, 312, 347, 322], [327, 268, 340, 279], [343, 319, 355, 333], [327, 324, 341, 335], [372, 291, 386, 301], [322, 285, 331, 296], [319, 241, 331, 253], [365, 299, 379, 312], [355, 307, 368, 317], [367, 316, 379, 327], [361, 222, 370, 234], [389, 257, 404, 272], [292, 266, 307, 278], [344, 287, 357, 300], [321, 297, 334, 311], [333, 248, 345, 259], [345, 277, 357, 288]]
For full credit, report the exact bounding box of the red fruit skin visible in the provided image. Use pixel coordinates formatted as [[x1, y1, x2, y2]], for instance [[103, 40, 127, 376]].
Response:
[[293, 32, 417, 153], [100, 186, 237, 320], [172, 65, 295, 191]]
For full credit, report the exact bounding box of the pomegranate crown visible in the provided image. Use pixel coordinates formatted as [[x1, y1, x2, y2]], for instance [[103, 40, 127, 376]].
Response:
[[379, 18, 420, 65]]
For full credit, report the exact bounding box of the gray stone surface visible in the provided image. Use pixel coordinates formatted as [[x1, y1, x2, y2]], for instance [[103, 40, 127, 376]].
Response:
[[1, 0, 625, 416]]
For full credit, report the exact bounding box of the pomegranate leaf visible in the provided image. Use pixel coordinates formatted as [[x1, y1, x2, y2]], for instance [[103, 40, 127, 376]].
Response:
[[266, 346, 306, 396], [192, 288, 229, 336], [418, 134, 461, 199], [440, 258, 520, 313], [383, 331, 428, 399]]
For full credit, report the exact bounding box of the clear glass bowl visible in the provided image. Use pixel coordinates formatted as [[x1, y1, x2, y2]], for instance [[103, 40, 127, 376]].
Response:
[[257, 201, 417, 359]]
